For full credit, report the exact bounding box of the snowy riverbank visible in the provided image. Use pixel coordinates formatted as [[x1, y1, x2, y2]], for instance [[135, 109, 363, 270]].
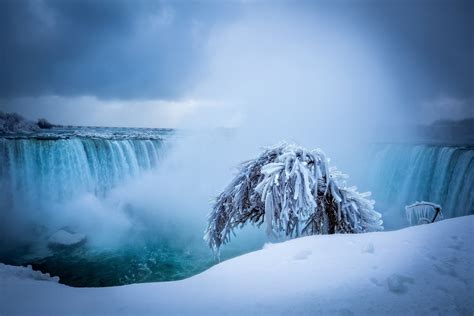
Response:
[[1, 216, 473, 315]]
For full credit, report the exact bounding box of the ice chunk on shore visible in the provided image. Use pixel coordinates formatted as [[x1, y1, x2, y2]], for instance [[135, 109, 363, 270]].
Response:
[[48, 230, 86, 248], [0, 263, 59, 282]]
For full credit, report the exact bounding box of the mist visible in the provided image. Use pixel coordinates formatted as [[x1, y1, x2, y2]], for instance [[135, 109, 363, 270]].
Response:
[[178, 6, 409, 189], [88, 7, 411, 247]]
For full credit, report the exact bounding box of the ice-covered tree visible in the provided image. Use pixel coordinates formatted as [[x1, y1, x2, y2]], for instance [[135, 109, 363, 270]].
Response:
[[204, 143, 383, 253]]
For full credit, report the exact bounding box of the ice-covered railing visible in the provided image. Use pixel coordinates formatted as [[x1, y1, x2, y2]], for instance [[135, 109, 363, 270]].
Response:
[[205, 143, 383, 253], [405, 201, 443, 226]]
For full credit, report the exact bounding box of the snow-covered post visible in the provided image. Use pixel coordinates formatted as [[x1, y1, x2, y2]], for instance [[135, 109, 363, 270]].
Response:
[[204, 143, 383, 254]]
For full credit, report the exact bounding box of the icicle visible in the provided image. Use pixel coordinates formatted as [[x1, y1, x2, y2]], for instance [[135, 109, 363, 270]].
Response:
[[330, 181, 342, 204], [265, 191, 274, 236]]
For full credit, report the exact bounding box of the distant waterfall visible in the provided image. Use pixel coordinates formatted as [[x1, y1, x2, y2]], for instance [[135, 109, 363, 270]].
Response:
[[368, 144, 473, 227], [0, 137, 165, 210]]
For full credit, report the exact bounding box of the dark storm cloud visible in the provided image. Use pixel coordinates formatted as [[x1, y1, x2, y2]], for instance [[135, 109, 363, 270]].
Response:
[[0, 0, 472, 111], [360, 0, 473, 101], [0, 0, 240, 99], [293, 0, 473, 102]]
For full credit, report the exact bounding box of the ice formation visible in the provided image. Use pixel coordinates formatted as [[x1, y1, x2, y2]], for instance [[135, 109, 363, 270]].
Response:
[[48, 230, 87, 248], [205, 143, 383, 252], [0, 263, 60, 283]]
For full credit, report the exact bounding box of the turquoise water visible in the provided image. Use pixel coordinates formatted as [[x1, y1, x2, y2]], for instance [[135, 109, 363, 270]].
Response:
[[2, 231, 260, 287], [8, 238, 254, 287]]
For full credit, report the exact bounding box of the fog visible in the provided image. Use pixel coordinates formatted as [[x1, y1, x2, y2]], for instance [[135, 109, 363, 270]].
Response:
[[179, 7, 408, 185], [80, 8, 411, 247]]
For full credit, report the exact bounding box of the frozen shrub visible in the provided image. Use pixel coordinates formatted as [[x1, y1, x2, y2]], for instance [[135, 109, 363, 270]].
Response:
[[205, 143, 383, 253]]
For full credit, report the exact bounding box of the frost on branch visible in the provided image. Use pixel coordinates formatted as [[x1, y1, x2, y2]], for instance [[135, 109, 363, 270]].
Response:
[[204, 143, 383, 253]]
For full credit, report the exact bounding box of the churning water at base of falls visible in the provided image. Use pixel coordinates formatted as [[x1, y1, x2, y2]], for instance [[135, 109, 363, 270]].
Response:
[[3, 233, 259, 287], [0, 126, 263, 287], [0, 126, 472, 287]]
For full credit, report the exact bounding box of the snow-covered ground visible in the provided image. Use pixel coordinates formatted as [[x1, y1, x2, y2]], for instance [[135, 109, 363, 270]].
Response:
[[1, 216, 473, 315]]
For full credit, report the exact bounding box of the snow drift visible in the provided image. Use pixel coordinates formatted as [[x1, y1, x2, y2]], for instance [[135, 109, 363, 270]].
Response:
[[1, 215, 472, 315]]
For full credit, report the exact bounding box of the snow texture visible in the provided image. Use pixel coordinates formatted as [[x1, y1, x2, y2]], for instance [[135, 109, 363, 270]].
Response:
[[1, 215, 472, 316], [205, 143, 383, 253]]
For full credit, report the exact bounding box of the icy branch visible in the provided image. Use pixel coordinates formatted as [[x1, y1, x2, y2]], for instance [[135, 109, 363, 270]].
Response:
[[204, 143, 383, 253]]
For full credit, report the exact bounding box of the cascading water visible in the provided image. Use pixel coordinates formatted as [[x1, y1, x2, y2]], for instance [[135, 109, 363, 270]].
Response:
[[367, 143, 473, 228], [0, 137, 164, 209]]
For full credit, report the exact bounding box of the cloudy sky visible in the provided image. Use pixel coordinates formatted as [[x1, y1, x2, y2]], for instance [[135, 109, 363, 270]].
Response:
[[0, 0, 472, 127]]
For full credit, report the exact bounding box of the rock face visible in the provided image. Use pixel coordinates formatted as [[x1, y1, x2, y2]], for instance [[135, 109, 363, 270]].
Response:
[[48, 230, 86, 249]]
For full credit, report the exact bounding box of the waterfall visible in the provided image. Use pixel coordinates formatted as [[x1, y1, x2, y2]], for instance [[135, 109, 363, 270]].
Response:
[[368, 144, 473, 228], [2, 136, 472, 229], [0, 137, 165, 211]]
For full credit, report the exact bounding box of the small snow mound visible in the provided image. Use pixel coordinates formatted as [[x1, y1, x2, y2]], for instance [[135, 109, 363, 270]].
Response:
[[262, 242, 276, 249], [386, 273, 415, 294], [293, 250, 312, 260], [48, 230, 86, 248], [362, 243, 375, 254], [0, 263, 59, 283]]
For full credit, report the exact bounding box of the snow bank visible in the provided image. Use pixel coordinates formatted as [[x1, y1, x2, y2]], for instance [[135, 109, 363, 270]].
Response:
[[1, 216, 473, 315], [0, 264, 60, 283]]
